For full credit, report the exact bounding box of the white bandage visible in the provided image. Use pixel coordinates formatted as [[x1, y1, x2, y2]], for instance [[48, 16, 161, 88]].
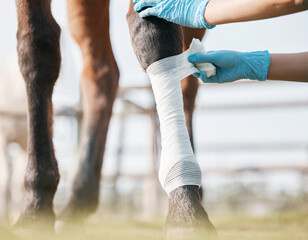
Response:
[[147, 39, 216, 194]]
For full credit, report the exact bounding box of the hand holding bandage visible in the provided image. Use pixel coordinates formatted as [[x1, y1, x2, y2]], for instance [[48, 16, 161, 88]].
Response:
[[147, 39, 215, 194], [189, 50, 270, 83]]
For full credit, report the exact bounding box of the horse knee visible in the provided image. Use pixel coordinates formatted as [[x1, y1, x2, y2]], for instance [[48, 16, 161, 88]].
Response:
[[81, 60, 119, 112], [16, 20, 61, 94], [126, 2, 183, 70]]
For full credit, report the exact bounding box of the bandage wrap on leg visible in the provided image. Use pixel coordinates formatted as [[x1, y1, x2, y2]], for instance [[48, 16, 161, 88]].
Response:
[[147, 39, 216, 194]]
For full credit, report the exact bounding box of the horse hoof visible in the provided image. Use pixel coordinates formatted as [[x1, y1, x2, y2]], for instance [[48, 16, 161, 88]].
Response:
[[12, 212, 56, 238], [165, 185, 217, 240]]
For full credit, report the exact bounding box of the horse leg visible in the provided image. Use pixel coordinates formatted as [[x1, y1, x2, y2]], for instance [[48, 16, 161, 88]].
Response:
[[14, 0, 61, 229], [58, 0, 119, 221], [126, 3, 216, 239], [181, 27, 206, 200], [181, 27, 205, 151]]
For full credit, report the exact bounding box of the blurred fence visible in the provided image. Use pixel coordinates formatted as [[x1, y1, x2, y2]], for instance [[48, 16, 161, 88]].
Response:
[[1, 83, 308, 220], [54, 84, 308, 217]]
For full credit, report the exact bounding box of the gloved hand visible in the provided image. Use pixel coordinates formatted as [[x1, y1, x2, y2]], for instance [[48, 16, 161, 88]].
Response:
[[133, 0, 215, 29], [188, 50, 271, 83]]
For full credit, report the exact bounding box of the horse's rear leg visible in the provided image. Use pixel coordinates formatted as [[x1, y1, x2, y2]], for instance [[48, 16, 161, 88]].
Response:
[[126, 3, 215, 239], [181, 27, 206, 151], [58, 0, 119, 222], [14, 0, 61, 229], [181, 27, 206, 199]]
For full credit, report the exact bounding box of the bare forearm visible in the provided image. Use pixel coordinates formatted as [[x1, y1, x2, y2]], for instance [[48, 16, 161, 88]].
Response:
[[267, 52, 308, 82], [204, 0, 308, 26]]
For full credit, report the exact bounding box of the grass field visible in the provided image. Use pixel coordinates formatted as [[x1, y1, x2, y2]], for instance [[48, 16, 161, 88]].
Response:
[[0, 211, 307, 240]]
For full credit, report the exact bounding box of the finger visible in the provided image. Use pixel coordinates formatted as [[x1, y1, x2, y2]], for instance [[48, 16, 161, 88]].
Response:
[[200, 71, 217, 83], [193, 72, 200, 78], [206, 75, 220, 83], [134, 0, 157, 12], [139, 7, 159, 18], [188, 53, 217, 64], [200, 71, 210, 83]]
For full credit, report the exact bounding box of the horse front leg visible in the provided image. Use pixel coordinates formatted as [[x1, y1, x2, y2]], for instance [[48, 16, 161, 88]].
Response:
[[14, 0, 61, 230], [58, 0, 119, 222], [126, 3, 216, 239]]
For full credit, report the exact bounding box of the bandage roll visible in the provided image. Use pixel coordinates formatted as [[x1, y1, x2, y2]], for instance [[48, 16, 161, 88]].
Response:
[[147, 39, 215, 194]]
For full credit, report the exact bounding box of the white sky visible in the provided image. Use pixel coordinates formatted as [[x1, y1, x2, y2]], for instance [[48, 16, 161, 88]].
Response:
[[1, 1, 308, 194]]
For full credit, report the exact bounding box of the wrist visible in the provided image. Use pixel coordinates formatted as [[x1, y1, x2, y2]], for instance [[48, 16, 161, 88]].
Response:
[[241, 51, 271, 81]]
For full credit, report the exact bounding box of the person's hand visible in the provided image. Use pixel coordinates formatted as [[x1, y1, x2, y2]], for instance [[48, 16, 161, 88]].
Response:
[[188, 50, 270, 83], [133, 0, 215, 29]]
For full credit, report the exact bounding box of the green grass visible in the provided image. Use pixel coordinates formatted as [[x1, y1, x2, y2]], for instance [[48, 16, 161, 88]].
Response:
[[0, 211, 307, 240], [214, 211, 308, 240]]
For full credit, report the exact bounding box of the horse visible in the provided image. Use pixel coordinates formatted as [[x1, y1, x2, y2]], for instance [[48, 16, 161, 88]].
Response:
[[14, 0, 215, 237]]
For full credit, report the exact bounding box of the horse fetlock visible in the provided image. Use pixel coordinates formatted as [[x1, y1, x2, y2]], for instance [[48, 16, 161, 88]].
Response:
[[72, 193, 99, 214], [58, 190, 99, 221], [24, 164, 60, 201], [71, 176, 99, 209]]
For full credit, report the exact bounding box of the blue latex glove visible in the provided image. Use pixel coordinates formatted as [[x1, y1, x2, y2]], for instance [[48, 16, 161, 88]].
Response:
[[133, 0, 215, 29], [188, 50, 271, 83]]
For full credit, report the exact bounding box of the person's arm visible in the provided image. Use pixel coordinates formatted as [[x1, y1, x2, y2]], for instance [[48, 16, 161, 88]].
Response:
[[133, 0, 308, 28], [204, 0, 308, 26], [188, 51, 308, 83], [267, 52, 308, 82]]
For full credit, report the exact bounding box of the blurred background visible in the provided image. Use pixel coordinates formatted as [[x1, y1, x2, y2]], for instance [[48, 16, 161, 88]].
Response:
[[0, 0, 308, 225]]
